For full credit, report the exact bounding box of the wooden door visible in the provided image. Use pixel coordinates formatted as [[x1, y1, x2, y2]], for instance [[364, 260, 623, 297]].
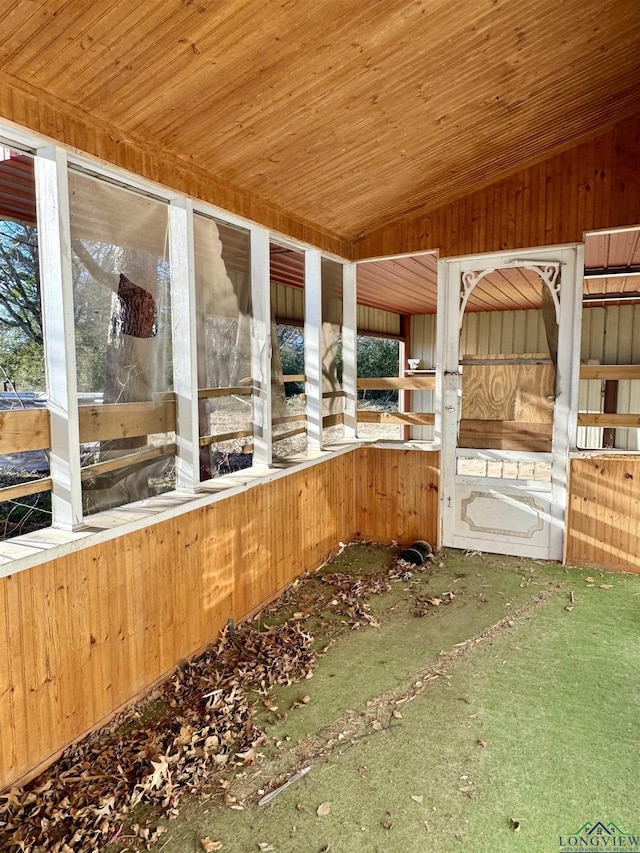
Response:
[[439, 247, 583, 560]]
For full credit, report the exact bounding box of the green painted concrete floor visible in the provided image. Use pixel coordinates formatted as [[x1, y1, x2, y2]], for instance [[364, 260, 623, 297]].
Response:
[[116, 545, 640, 853]]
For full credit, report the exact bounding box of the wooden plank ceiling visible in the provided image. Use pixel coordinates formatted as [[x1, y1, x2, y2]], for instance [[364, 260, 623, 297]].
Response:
[[1, 0, 639, 247], [584, 229, 640, 303]]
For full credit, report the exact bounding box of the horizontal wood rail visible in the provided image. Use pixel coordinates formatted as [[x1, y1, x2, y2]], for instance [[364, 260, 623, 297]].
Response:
[[78, 401, 176, 444], [273, 426, 307, 442], [580, 365, 640, 380], [322, 389, 346, 399], [80, 444, 177, 481], [323, 412, 345, 428], [578, 413, 640, 428], [458, 419, 552, 452], [272, 414, 306, 426], [357, 376, 436, 391], [357, 411, 435, 425], [0, 409, 50, 455], [199, 428, 253, 447], [283, 374, 306, 383], [198, 386, 252, 399], [0, 477, 52, 503]]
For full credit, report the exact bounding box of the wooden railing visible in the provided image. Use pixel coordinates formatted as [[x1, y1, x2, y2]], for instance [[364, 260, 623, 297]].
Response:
[[578, 364, 640, 429], [356, 374, 435, 430]]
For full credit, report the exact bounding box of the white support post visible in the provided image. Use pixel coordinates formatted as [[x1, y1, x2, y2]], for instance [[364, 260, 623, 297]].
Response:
[[251, 227, 272, 467], [342, 262, 357, 438], [439, 258, 462, 549], [304, 249, 323, 451], [551, 245, 583, 560], [34, 146, 83, 529], [169, 198, 200, 491]]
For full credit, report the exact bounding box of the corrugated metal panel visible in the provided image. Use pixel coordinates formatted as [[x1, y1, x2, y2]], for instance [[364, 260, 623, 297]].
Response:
[[409, 314, 436, 440], [272, 282, 304, 325], [272, 281, 401, 337], [357, 305, 401, 337], [578, 304, 640, 450], [460, 309, 549, 357]]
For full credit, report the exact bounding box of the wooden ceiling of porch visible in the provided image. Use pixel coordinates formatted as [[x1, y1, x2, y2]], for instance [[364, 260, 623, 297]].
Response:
[[1, 0, 639, 246]]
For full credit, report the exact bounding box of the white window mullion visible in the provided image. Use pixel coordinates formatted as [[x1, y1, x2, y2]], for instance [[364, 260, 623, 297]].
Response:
[[250, 227, 272, 466], [34, 146, 83, 529], [169, 198, 201, 491], [304, 249, 323, 451], [342, 262, 357, 438]]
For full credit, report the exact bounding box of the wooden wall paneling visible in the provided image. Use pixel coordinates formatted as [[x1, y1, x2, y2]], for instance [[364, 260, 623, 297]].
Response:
[[0, 451, 365, 790], [354, 448, 439, 547], [353, 116, 640, 261], [566, 456, 640, 572]]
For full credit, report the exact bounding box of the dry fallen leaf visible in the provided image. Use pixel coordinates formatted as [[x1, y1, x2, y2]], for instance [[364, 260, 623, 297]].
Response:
[[585, 576, 595, 582], [258, 844, 276, 851], [382, 820, 394, 830], [477, 739, 489, 748], [296, 803, 306, 812], [509, 818, 521, 832], [411, 795, 424, 803], [201, 839, 224, 852], [371, 720, 384, 731], [599, 584, 613, 589], [392, 709, 403, 719], [317, 802, 331, 817]]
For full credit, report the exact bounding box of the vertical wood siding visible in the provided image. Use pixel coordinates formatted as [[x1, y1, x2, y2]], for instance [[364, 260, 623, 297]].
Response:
[[0, 447, 441, 791], [566, 456, 640, 572], [354, 448, 440, 546], [353, 115, 640, 260], [0, 454, 355, 790]]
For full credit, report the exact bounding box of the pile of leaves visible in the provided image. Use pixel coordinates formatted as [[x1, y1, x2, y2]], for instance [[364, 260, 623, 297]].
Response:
[[0, 545, 431, 852], [0, 622, 315, 853], [321, 571, 392, 628]]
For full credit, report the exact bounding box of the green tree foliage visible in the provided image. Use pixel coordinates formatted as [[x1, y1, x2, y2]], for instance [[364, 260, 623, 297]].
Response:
[[0, 223, 45, 391], [0, 223, 111, 392], [276, 325, 399, 402], [0, 223, 42, 344], [357, 335, 399, 403]]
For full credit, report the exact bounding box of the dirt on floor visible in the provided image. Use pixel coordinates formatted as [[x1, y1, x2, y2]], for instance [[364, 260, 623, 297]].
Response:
[[3, 544, 637, 853]]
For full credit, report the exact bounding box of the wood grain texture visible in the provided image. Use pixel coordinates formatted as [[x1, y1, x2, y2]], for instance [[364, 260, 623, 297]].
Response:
[[0, 453, 355, 790], [354, 447, 439, 547], [0, 70, 350, 258], [0, 409, 50, 454], [458, 419, 553, 452], [354, 115, 640, 260], [461, 362, 555, 422], [1, 0, 640, 244], [566, 456, 640, 571]]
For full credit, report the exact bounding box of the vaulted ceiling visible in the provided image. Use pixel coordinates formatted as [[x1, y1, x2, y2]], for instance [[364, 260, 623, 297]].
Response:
[[1, 0, 639, 245]]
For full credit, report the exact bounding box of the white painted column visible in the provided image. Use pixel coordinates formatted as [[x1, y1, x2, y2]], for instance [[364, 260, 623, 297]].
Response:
[[34, 146, 83, 529], [169, 198, 201, 491], [250, 227, 272, 466], [342, 262, 358, 438], [304, 249, 323, 451], [439, 258, 462, 548], [552, 245, 583, 560]]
